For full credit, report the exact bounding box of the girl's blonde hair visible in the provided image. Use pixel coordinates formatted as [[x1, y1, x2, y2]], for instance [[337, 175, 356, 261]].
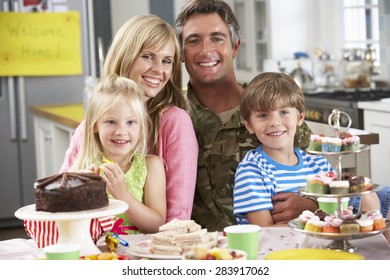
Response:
[[103, 14, 185, 154], [70, 74, 150, 171], [240, 72, 306, 122]]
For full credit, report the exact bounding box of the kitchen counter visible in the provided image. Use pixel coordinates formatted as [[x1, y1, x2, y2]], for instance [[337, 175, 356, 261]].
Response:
[[358, 99, 390, 113], [29, 103, 84, 129], [30, 104, 84, 178]]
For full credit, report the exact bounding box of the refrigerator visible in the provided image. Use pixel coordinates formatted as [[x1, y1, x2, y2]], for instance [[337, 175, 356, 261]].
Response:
[[0, 0, 111, 228]]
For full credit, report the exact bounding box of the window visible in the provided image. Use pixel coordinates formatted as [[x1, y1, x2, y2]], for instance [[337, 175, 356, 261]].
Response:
[[343, 0, 379, 60]]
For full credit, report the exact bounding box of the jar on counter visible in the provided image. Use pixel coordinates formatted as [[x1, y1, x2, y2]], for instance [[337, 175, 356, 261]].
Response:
[[341, 48, 370, 89], [313, 52, 341, 89]]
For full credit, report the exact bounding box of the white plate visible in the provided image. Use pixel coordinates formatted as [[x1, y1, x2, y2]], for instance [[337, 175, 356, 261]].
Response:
[[127, 240, 182, 260], [126, 236, 228, 260]]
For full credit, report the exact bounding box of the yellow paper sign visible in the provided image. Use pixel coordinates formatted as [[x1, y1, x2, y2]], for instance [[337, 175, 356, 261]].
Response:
[[0, 11, 82, 76]]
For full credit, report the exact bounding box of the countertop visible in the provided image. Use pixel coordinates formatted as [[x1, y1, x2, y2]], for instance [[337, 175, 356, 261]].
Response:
[[29, 103, 379, 145], [358, 99, 390, 113], [30, 103, 83, 129]]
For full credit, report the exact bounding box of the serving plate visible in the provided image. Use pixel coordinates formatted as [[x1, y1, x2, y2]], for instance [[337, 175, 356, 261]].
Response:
[[264, 248, 364, 260], [299, 184, 381, 198], [288, 219, 390, 252], [306, 144, 370, 156], [126, 236, 227, 260]]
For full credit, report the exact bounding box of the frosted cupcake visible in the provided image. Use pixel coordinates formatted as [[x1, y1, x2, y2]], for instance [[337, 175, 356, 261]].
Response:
[[329, 180, 350, 194], [304, 219, 325, 232], [297, 210, 319, 229], [356, 218, 374, 232], [322, 137, 342, 152], [308, 134, 323, 151], [306, 171, 336, 194], [323, 216, 343, 233], [341, 135, 360, 152]]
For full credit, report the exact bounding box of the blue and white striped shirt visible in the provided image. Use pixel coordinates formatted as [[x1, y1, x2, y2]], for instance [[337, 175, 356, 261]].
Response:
[[233, 146, 333, 224]]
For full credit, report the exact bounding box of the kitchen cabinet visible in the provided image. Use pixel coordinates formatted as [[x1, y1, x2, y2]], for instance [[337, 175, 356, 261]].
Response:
[[358, 101, 390, 185], [30, 104, 82, 178], [225, 0, 270, 82]]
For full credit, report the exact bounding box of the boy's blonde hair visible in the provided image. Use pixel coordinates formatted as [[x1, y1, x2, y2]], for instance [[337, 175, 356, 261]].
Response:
[[70, 74, 150, 171], [103, 14, 185, 154], [240, 72, 306, 121]]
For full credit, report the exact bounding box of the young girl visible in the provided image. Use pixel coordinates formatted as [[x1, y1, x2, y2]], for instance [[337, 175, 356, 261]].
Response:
[[60, 14, 197, 223], [69, 74, 166, 233], [25, 75, 166, 247]]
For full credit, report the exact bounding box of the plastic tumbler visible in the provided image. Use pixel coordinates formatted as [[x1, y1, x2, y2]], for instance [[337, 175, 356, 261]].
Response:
[[224, 225, 261, 260], [44, 243, 81, 260], [317, 197, 349, 215]]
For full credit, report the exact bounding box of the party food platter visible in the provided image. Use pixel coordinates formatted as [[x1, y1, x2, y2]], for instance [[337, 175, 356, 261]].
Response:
[[290, 109, 388, 252], [126, 236, 228, 260], [288, 219, 390, 252]]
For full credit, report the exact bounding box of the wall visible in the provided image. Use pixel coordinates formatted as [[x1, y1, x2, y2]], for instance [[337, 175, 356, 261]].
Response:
[[379, 0, 390, 81]]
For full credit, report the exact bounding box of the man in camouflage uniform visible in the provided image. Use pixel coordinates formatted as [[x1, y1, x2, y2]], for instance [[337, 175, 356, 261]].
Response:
[[176, 0, 315, 231]]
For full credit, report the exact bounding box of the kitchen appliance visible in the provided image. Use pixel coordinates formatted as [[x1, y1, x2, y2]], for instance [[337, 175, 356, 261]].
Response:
[[304, 88, 390, 129], [0, 0, 110, 228]]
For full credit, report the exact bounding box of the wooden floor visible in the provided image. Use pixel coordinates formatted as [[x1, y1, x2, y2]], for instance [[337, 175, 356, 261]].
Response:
[[0, 226, 29, 241]]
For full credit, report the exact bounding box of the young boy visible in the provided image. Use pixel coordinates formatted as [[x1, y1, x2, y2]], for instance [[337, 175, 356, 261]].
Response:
[[233, 72, 333, 226]]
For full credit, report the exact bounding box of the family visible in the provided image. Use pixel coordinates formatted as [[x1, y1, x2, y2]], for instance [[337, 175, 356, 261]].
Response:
[[25, 0, 390, 245]]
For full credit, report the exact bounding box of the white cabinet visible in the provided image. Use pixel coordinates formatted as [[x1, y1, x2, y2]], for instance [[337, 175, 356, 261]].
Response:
[[33, 116, 75, 178], [226, 0, 270, 82], [362, 110, 390, 185]]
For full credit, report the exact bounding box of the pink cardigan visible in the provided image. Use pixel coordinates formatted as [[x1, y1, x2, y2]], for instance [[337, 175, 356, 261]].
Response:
[[60, 106, 198, 222]]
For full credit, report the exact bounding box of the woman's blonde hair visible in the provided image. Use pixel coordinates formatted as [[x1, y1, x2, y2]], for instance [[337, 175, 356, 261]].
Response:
[[240, 72, 306, 122], [70, 74, 150, 171], [103, 14, 185, 154]]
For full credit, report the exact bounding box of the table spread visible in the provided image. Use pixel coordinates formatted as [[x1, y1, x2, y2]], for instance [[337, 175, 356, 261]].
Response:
[[1, 226, 389, 260]]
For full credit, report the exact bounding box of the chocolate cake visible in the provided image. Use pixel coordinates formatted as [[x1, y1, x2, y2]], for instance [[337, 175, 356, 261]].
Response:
[[34, 172, 108, 212]]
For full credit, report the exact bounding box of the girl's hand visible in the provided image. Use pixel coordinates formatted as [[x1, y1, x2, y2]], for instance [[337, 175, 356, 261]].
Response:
[[80, 164, 99, 174], [100, 163, 127, 198]]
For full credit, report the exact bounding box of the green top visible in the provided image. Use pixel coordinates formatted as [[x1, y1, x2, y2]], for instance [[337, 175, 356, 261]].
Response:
[[186, 84, 312, 231], [105, 153, 147, 234]]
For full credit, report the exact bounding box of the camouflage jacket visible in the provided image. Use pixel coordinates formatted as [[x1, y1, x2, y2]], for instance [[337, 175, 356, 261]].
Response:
[[187, 84, 312, 231]]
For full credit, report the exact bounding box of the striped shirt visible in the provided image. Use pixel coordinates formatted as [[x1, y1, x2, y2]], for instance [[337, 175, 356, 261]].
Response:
[[233, 146, 333, 224]]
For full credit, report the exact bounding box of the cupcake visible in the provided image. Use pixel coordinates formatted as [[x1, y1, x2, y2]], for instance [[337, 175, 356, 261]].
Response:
[[323, 216, 342, 233], [340, 219, 360, 234], [361, 210, 386, 231], [322, 137, 342, 152], [297, 210, 319, 229], [341, 206, 355, 220], [329, 180, 350, 194], [308, 134, 323, 151], [314, 209, 328, 221], [304, 219, 325, 232], [349, 176, 366, 193], [356, 219, 374, 232], [341, 135, 360, 152], [306, 171, 336, 194]]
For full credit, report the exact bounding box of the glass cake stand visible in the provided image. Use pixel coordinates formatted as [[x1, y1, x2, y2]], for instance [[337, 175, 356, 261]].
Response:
[[14, 199, 128, 256], [293, 186, 384, 252], [306, 144, 370, 181], [288, 219, 390, 252]]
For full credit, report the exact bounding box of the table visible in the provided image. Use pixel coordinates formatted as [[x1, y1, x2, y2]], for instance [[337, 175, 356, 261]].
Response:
[[2, 227, 388, 260], [0, 227, 390, 260]]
